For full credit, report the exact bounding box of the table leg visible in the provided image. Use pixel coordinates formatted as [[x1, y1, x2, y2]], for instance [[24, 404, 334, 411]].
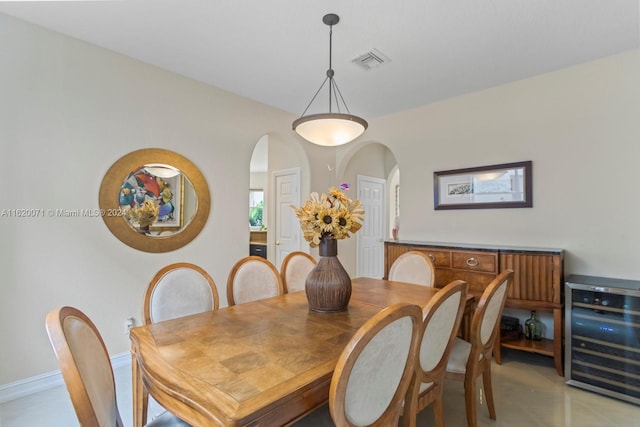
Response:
[[553, 308, 564, 376], [131, 349, 148, 427]]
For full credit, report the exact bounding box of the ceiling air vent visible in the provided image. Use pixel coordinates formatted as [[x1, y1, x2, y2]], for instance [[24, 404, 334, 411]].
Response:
[[351, 49, 391, 71]]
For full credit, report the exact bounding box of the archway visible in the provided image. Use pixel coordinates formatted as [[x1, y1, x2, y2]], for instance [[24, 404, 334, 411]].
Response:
[[336, 141, 398, 277], [249, 133, 312, 266]]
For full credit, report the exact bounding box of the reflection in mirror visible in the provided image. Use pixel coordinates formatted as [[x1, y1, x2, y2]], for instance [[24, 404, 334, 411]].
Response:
[[119, 164, 197, 236], [99, 148, 210, 253]]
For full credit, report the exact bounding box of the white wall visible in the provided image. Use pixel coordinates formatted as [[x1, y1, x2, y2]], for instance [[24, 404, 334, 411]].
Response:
[[249, 172, 267, 191]]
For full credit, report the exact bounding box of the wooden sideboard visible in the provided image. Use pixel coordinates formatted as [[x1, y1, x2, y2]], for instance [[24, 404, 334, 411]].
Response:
[[384, 240, 565, 376]]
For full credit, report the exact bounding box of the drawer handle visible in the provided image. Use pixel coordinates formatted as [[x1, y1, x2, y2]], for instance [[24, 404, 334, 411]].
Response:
[[466, 257, 479, 267], [427, 254, 435, 262]]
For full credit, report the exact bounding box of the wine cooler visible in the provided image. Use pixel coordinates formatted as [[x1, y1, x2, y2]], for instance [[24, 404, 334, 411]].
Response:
[[565, 275, 640, 405]]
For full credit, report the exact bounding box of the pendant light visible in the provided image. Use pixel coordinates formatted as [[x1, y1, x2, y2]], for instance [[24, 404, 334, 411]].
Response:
[[292, 13, 368, 147]]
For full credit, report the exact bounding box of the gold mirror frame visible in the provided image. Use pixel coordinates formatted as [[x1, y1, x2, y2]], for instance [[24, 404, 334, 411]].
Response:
[[99, 148, 210, 252]]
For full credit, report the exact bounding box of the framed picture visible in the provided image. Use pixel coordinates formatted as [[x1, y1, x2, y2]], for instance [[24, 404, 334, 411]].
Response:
[[434, 161, 532, 210], [151, 173, 183, 231]]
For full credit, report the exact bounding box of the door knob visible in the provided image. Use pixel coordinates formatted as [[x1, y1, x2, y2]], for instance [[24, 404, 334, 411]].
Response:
[[276, 241, 281, 245]]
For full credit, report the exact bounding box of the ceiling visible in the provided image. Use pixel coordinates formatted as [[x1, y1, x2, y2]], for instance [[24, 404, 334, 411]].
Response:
[[1, 1, 638, 119]]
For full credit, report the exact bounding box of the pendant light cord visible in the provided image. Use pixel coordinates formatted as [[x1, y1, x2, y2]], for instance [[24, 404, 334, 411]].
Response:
[[297, 21, 352, 118], [328, 25, 333, 113]]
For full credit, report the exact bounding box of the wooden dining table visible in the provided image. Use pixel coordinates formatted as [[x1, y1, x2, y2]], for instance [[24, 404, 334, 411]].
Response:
[[130, 277, 475, 427]]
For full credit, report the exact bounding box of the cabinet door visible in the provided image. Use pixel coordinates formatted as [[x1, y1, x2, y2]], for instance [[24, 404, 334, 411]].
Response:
[[500, 253, 562, 304]]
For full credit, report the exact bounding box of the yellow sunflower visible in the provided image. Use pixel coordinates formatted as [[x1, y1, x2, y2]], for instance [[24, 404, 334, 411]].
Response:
[[291, 187, 365, 248]]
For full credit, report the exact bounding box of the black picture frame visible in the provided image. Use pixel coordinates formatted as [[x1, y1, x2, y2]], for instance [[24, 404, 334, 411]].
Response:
[[434, 161, 532, 210]]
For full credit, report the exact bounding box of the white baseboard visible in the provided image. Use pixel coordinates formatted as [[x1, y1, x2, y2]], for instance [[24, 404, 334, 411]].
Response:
[[0, 352, 130, 403]]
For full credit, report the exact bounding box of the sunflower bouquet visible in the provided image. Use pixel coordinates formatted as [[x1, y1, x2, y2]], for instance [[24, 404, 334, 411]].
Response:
[[124, 199, 159, 229], [291, 187, 365, 248]]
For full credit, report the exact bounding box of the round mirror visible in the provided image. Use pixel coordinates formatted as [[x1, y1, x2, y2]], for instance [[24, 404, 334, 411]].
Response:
[[99, 148, 210, 252]]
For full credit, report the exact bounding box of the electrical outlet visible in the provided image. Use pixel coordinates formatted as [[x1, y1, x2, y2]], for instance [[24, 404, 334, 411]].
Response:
[[124, 316, 136, 335]]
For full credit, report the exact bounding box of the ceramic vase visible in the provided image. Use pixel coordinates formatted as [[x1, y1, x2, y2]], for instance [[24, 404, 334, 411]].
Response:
[[305, 238, 351, 312]]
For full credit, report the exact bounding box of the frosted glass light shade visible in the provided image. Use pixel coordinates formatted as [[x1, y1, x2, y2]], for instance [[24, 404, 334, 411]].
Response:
[[293, 113, 368, 146]]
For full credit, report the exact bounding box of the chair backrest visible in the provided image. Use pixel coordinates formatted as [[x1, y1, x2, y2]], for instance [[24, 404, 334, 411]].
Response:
[[144, 262, 219, 324], [388, 251, 436, 286], [470, 270, 514, 358], [329, 303, 423, 427], [280, 251, 317, 293], [46, 306, 124, 427], [402, 280, 469, 425], [418, 280, 469, 379], [227, 256, 284, 305]]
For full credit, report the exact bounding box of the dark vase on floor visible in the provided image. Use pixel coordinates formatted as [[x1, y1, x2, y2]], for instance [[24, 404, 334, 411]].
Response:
[[305, 237, 352, 312]]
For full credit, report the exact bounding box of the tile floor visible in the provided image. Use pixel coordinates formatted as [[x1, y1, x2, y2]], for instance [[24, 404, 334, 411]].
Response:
[[1, 349, 638, 426]]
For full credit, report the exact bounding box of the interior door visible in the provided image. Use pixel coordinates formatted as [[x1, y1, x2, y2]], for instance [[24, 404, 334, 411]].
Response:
[[356, 175, 386, 278], [273, 168, 301, 269]]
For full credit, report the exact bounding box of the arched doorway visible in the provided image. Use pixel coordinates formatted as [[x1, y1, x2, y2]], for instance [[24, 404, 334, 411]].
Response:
[[249, 133, 311, 267], [336, 142, 398, 277]]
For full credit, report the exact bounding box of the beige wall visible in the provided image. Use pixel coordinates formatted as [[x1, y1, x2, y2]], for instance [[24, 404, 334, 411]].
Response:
[[0, 14, 306, 384], [2, 11, 640, 387], [363, 50, 640, 280]]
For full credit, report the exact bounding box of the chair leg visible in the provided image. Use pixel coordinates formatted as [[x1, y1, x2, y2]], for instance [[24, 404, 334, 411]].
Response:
[[402, 400, 416, 427], [433, 395, 445, 427], [464, 375, 478, 427], [482, 362, 496, 420], [142, 390, 149, 424], [402, 374, 419, 427]]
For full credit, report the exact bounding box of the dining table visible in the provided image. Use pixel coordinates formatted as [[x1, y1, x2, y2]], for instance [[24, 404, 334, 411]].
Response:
[[130, 277, 475, 427]]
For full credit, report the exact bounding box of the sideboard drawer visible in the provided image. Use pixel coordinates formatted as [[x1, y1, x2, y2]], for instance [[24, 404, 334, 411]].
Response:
[[452, 251, 497, 274], [415, 248, 451, 268]]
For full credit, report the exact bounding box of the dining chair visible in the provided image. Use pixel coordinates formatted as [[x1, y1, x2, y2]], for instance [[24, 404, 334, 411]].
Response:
[[45, 306, 189, 427], [329, 302, 423, 426], [142, 262, 219, 419], [402, 280, 469, 427], [280, 251, 317, 293], [445, 269, 514, 427], [388, 251, 436, 286], [143, 262, 219, 324], [227, 256, 284, 305]]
